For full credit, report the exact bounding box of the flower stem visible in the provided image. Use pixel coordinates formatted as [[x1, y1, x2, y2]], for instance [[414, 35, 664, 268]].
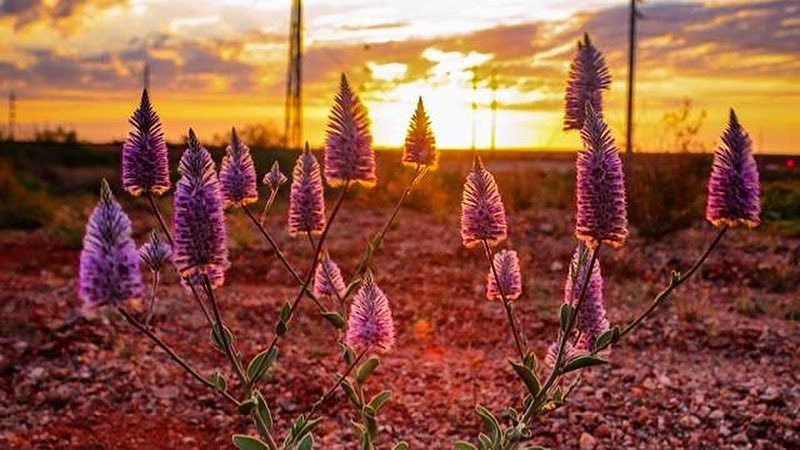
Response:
[[144, 271, 160, 326], [482, 240, 526, 361], [308, 347, 368, 416], [246, 183, 351, 390], [259, 189, 279, 226], [241, 204, 324, 312], [116, 305, 239, 407], [146, 193, 173, 245], [203, 275, 248, 387], [618, 225, 728, 339]]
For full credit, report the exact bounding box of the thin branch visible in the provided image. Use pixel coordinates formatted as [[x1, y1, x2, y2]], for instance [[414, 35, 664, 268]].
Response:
[[116, 305, 239, 406], [146, 193, 173, 245]]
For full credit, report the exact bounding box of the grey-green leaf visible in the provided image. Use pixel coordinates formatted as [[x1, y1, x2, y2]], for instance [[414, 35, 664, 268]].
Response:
[[561, 355, 607, 374], [454, 442, 479, 450], [232, 435, 268, 450], [510, 361, 541, 397], [356, 356, 380, 386]]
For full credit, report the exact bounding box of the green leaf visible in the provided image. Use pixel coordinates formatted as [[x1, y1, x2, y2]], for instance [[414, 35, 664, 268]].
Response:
[[593, 326, 620, 351], [321, 311, 345, 329], [280, 301, 293, 322], [561, 355, 607, 374], [392, 442, 409, 450], [210, 370, 227, 392], [510, 361, 541, 397], [475, 406, 501, 445], [341, 343, 357, 365], [253, 390, 273, 432], [454, 442, 479, 450], [523, 350, 538, 371], [247, 348, 279, 382], [210, 324, 234, 352], [368, 390, 391, 413], [275, 320, 288, 337], [478, 433, 493, 449], [559, 304, 574, 332], [232, 435, 268, 450], [364, 413, 378, 441], [343, 278, 362, 300], [238, 398, 256, 415], [520, 447, 550, 450], [297, 434, 314, 450], [356, 356, 380, 386], [341, 379, 362, 407], [295, 416, 322, 442]]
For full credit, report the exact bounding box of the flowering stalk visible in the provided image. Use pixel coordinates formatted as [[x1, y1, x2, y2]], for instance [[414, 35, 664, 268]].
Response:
[[203, 274, 248, 387], [481, 240, 525, 361], [308, 347, 368, 416]]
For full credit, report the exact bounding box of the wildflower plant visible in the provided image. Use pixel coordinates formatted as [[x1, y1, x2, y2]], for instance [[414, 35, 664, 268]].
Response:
[[456, 41, 760, 449], [76, 79, 430, 450]]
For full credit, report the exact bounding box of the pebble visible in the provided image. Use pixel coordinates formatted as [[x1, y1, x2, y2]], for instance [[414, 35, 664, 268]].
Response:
[[579, 432, 597, 450]]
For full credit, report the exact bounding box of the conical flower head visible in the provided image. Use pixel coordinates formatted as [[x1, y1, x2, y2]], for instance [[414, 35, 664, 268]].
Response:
[[402, 97, 437, 169], [563, 245, 609, 352], [324, 74, 377, 187], [79, 180, 143, 310], [122, 89, 171, 196], [313, 250, 346, 298], [706, 109, 761, 228], [172, 129, 229, 288], [460, 156, 508, 248], [564, 33, 611, 131], [288, 143, 326, 236], [263, 160, 288, 192], [345, 270, 395, 352], [486, 249, 522, 301], [219, 127, 258, 208], [575, 104, 628, 249], [139, 229, 172, 272]]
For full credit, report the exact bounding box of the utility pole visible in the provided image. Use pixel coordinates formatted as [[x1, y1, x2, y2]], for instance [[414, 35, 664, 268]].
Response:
[[490, 69, 498, 151], [625, 0, 643, 169], [284, 0, 303, 150], [8, 91, 15, 142], [471, 67, 478, 151], [143, 63, 150, 91]]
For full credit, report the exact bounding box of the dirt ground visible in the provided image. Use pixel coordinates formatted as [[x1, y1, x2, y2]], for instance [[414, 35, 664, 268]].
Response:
[[1, 204, 798, 449]]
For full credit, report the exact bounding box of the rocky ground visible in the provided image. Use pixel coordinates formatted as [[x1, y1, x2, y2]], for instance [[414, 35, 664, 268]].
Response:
[[1, 204, 798, 449]]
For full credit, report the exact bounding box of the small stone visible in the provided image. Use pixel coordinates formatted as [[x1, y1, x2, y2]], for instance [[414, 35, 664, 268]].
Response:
[[550, 261, 563, 272], [579, 432, 597, 450], [732, 432, 749, 444], [709, 410, 725, 420]]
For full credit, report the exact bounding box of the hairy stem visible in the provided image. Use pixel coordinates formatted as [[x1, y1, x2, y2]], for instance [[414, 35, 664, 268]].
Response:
[[203, 275, 248, 387], [246, 183, 351, 390], [308, 347, 368, 416], [241, 204, 324, 312], [116, 305, 239, 406], [259, 189, 279, 226], [145, 193, 173, 245], [482, 240, 526, 361]]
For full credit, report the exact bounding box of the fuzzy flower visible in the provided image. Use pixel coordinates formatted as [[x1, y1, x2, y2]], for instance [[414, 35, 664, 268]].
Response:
[[402, 97, 437, 169], [545, 340, 579, 369], [486, 249, 522, 301], [564, 33, 611, 131], [706, 109, 761, 228], [219, 127, 258, 208], [324, 74, 377, 187], [121, 89, 171, 196], [263, 160, 288, 192], [139, 230, 172, 272], [172, 129, 229, 289], [575, 104, 628, 249], [79, 180, 143, 311], [345, 270, 395, 352], [460, 156, 508, 248], [314, 250, 347, 298], [288, 144, 326, 236], [563, 245, 609, 352]]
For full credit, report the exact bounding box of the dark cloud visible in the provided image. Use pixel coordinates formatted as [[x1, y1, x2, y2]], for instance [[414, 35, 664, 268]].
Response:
[[1, 0, 127, 31]]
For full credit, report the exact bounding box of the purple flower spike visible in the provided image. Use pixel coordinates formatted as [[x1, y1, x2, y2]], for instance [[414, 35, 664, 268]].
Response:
[[486, 249, 522, 301], [172, 129, 229, 289], [288, 143, 326, 237], [575, 104, 628, 249], [345, 270, 395, 353], [79, 179, 143, 311], [122, 89, 171, 197], [219, 127, 258, 209], [564, 33, 611, 131], [706, 109, 761, 228], [263, 160, 288, 192], [314, 250, 347, 298], [324, 73, 377, 188], [460, 156, 508, 248], [403, 97, 437, 169], [563, 245, 609, 352], [139, 229, 172, 272]]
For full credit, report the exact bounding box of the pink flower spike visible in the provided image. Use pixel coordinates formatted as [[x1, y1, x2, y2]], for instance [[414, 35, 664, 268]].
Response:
[[324, 73, 377, 188], [288, 143, 326, 236], [313, 250, 347, 299], [460, 155, 508, 248], [402, 97, 437, 169], [345, 270, 395, 353], [121, 89, 171, 196], [564, 33, 611, 131], [563, 245, 609, 352], [486, 249, 522, 301], [263, 160, 288, 192], [219, 127, 258, 209]]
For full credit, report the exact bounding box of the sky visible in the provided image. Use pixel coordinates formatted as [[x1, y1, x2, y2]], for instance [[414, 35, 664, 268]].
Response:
[[1, 0, 798, 153]]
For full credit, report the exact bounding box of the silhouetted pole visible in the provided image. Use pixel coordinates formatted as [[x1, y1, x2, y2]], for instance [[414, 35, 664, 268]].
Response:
[[471, 67, 478, 151], [625, 0, 641, 169], [284, 0, 303, 150], [490, 69, 498, 151], [143, 63, 150, 91], [8, 91, 15, 142]]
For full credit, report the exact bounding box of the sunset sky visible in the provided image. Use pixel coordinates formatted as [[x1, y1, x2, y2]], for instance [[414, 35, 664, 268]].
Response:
[[1, 0, 798, 152]]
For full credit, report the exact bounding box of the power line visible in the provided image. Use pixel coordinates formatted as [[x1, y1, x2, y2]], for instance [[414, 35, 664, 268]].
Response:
[[284, 0, 303, 150]]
